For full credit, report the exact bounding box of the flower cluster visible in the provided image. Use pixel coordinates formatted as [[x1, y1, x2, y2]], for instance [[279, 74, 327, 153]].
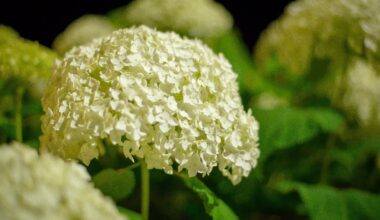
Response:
[[0, 25, 57, 96], [109, 0, 233, 39], [254, 0, 380, 127], [40, 26, 259, 184], [53, 15, 116, 55], [0, 142, 126, 220], [255, 0, 380, 75], [341, 59, 380, 127]]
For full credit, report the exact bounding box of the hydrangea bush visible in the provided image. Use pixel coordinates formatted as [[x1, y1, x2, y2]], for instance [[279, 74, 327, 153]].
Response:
[[1, 0, 380, 219]]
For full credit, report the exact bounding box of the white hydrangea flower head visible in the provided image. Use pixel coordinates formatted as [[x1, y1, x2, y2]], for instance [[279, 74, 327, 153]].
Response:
[[0, 142, 126, 220], [0, 25, 57, 96], [110, 0, 233, 39], [341, 59, 380, 127], [40, 26, 259, 184], [53, 15, 116, 55], [255, 0, 380, 75]]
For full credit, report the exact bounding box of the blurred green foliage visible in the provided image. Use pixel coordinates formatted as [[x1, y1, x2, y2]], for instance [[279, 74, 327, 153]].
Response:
[[278, 182, 380, 220]]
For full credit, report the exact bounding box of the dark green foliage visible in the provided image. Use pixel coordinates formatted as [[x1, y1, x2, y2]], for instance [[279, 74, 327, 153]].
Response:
[[278, 182, 380, 220]]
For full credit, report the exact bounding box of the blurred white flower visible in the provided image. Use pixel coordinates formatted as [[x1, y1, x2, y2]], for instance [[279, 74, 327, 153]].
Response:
[[110, 0, 233, 39], [0, 142, 126, 220], [53, 15, 116, 55], [254, 0, 380, 127], [0, 25, 57, 96], [342, 59, 380, 127], [255, 0, 380, 75], [40, 26, 259, 184]]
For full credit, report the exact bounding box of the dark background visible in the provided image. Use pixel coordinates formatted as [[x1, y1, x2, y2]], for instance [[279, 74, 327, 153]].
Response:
[[0, 0, 294, 50]]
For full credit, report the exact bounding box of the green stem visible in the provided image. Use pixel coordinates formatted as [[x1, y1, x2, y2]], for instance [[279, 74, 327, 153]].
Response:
[[141, 161, 150, 220], [15, 87, 24, 142], [125, 161, 141, 171]]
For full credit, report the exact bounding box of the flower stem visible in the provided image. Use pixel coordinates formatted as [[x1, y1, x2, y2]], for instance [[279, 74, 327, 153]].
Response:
[[125, 161, 141, 171], [141, 161, 150, 220], [15, 86, 24, 142]]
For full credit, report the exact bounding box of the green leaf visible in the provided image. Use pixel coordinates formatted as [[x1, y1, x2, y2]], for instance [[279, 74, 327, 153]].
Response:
[[254, 107, 343, 160], [279, 182, 380, 220], [117, 207, 142, 220], [213, 30, 254, 79], [92, 168, 136, 202], [213, 30, 259, 94], [180, 175, 238, 220]]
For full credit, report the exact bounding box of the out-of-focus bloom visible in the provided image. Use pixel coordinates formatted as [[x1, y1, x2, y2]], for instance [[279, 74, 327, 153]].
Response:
[[254, 0, 380, 127], [0, 25, 19, 41], [255, 0, 380, 75], [109, 0, 233, 40], [0, 142, 126, 220], [0, 25, 57, 96], [40, 26, 259, 184], [254, 92, 288, 110], [341, 59, 380, 127], [53, 15, 116, 55]]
